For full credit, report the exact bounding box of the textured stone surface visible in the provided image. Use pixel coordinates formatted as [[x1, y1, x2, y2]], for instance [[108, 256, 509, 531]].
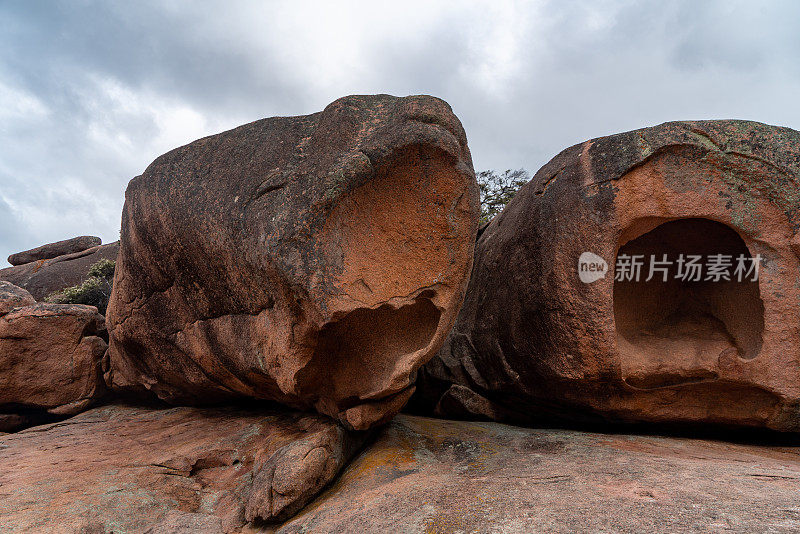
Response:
[[7, 235, 101, 266], [0, 298, 107, 428], [0, 241, 119, 301], [278, 415, 800, 533], [0, 404, 367, 533], [0, 280, 35, 315], [415, 120, 800, 432], [106, 94, 479, 430], [1, 281, 84, 431]]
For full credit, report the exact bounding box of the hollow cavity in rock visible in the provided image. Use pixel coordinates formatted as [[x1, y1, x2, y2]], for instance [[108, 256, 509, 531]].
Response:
[[299, 297, 441, 406], [614, 218, 764, 389]]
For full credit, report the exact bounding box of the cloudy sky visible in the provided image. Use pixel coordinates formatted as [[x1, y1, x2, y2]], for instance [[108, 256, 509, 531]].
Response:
[[1, 1, 799, 265]]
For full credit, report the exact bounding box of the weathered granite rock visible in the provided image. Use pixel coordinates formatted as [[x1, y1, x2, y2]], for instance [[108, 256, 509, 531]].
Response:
[[0, 280, 36, 315], [0, 241, 119, 300], [415, 120, 800, 432], [0, 404, 367, 532], [0, 296, 107, 427], [106, 94, 479, 430], [7, 235, 101, 266], [278, 415, 800, 533]]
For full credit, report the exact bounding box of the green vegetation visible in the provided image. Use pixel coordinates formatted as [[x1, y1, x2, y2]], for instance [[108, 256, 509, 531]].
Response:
[[87, 258, 116, 279], [477, 169, 530, 225], [46, 259, 115, 314]]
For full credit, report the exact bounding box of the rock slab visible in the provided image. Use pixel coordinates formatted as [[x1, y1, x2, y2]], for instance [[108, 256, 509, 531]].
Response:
[[0, 404, 367, 533], [279, 415, 800, 533], [0, 296, 107, 429], [106, 94, 479, 430], [0, 241, 119, 300], [416, 120, 800, 432], [7, 235, 101, 266]]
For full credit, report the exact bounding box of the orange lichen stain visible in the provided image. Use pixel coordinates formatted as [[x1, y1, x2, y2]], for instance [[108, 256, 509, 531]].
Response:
[[424, 504, 487, 534], [425, 515, 470, 534], [402, 416, 492, 442], [336, 438, 418, 485], [284, 437, 420, 523]]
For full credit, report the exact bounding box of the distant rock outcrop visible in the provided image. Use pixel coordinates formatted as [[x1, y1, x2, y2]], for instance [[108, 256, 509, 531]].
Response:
[[106, 94, 479, 430], [7, 235, 101, 266], [0, 404, 367, 532], [415, 120, 800, 432], [0, 282, 107, 430], [0, 241, 119, 300]]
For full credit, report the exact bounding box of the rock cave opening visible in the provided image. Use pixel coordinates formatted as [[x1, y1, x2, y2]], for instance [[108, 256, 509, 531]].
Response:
[[299, 296, 441, 406], [613, 218, 764, 389]]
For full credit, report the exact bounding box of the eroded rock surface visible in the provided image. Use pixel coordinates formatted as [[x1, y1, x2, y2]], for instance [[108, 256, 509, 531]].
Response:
[[0, 404, 367, 533], [278, 415, 800, 533], [0, 241, 119, 300], [106, 94, 479, 430], [0, 280, 35, 315], [7, 235, 101, 266], [0, 287, 108, 429], [415, 120, 800, 432]]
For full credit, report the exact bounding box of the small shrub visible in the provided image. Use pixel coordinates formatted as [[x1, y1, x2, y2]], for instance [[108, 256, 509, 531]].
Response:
[[87, 258, 115, 279], [45, 259, 115, 314]]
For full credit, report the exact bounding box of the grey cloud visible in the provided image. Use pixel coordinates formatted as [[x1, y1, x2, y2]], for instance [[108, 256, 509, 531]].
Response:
[[2, 1, 308, 117], [0, 196, 32, 260], [1, 0, 799, 266]]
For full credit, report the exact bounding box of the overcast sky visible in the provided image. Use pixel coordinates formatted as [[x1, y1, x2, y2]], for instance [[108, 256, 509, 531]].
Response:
[[1, 1, 799, 265]]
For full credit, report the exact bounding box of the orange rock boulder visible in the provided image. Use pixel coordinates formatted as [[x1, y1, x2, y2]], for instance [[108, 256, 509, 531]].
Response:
[[0, 282, 107, 430], [106, 94, 479, 430], [416, 120, 800, 432]]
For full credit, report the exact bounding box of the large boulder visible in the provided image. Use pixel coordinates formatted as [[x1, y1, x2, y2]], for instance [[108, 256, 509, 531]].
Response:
[[415, 120, 800, 432], [0, 241, 119, 301], [279, 415, 800, 533], [0, 283, 107, 429], [7, 235, 101, 266], [106, 95, 479, 430], [0, 404, 368, 532]]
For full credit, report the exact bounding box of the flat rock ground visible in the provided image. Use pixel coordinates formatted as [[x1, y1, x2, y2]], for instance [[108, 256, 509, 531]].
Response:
[[1, 408, 798, 533], [0, 404, 358, 533], [275, 416, 800, 534]]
